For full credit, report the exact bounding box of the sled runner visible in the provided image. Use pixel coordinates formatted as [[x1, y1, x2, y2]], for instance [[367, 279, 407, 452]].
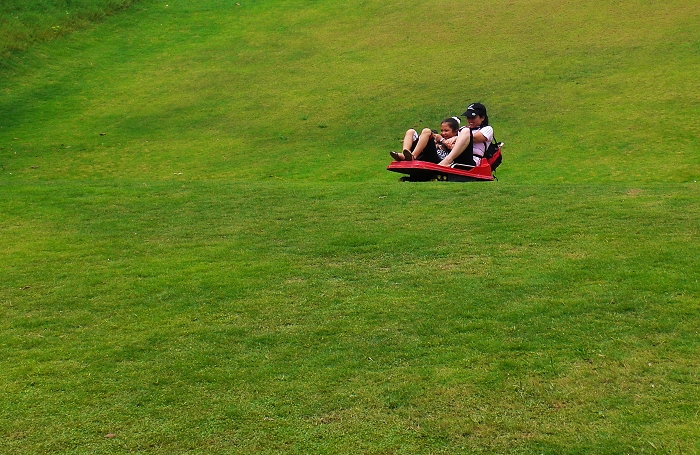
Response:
[[387, 143, 502, 182]]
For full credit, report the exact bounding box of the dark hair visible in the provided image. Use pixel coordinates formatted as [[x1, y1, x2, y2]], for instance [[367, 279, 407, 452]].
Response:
[[441, 117, 460, 132]]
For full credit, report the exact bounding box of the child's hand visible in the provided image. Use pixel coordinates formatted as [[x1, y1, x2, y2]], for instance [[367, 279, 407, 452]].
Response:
[[435, 134, 443, 143]]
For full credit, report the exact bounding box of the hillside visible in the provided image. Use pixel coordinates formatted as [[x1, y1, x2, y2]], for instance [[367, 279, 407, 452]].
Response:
[[1, 1, 699, 453]]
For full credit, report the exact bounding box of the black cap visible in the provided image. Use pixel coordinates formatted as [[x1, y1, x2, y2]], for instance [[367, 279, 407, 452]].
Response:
[[463, 103, 487, 118]]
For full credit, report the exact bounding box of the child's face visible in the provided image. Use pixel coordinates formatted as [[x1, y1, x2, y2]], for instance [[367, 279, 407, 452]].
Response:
[[440, 123, 458, 138]]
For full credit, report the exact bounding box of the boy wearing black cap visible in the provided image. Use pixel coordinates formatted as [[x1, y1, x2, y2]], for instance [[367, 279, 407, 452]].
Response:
[[438, 102, 494, 167]]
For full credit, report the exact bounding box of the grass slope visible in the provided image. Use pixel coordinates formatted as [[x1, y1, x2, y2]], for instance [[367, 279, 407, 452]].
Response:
[[2, 0, 699, 183], [1, 0, 700, 453], [0, 0, 144, 59]]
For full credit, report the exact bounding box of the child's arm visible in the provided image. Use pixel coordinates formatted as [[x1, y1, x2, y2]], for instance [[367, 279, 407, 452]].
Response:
[[441, 136, 458, 150]]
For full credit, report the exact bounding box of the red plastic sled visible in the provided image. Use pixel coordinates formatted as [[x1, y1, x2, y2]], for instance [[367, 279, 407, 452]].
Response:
[[387, 144, 502, 182]]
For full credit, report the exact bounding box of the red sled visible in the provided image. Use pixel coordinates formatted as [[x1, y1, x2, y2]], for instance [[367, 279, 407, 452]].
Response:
[[387, 143, 503, 182]]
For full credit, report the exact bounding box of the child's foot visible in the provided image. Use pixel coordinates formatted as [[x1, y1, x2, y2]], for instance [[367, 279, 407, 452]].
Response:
[[390, 151, 404, 161], [403, 150, 414, 161]]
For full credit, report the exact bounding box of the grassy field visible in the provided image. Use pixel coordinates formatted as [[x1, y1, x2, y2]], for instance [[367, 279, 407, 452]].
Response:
[[2, 0, 700, 453], [0, 0, 143, 59]]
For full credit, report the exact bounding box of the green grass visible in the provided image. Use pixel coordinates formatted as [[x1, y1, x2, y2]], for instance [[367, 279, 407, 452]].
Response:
[[0, 0, 143, 59], [1, 0, 700, 453], [3, 181, 699, 453], [3, 0, 699, 184]]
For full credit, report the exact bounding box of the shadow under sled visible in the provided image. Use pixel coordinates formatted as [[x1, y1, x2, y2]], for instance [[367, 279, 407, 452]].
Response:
[[386, 159, 495, 182]]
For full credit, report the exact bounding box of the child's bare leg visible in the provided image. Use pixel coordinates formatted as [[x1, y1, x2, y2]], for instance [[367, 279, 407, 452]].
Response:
[[391, 129, 418, 161], [408, 128, 434, 159], [402, 129, 417, 152]]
